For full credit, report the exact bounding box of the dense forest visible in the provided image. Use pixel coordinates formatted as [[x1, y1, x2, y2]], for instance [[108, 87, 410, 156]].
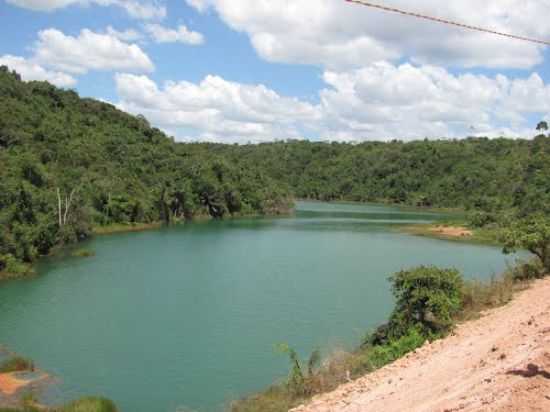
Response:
[[0, 67, 292, 276], [1, 66, 550, 276]]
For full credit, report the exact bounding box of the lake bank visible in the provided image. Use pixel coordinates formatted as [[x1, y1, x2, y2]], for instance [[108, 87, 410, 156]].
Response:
[[292, 275, 550, 412], [399, 223, 503, 246]]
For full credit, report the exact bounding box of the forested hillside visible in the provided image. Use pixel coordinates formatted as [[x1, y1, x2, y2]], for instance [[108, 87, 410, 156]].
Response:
[[1, 67, 550, 276], [0, 67, 292, 276], [222, 136, 550, 216]]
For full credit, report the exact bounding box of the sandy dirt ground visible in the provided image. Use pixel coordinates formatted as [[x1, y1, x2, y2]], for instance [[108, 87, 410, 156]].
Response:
[[292, 277, 550, 412], [429, 226, 473, 238], [0, 372, 31, 396]]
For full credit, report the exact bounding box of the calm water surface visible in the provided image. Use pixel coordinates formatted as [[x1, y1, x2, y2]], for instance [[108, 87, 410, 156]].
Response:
[[0, 202, 521, 411]]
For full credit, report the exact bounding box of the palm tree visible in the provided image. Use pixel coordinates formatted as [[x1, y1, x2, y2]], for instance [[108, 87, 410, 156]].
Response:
[[536, 121, 548, 134]]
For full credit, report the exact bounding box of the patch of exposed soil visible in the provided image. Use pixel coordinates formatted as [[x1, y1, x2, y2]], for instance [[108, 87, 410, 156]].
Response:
[[430, 225, 473, 238]]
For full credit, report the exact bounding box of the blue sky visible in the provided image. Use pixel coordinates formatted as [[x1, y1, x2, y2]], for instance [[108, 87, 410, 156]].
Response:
[[1, 0, 550, 142]]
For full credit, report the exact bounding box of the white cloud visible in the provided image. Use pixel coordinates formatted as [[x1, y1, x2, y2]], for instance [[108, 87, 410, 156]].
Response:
[[115, 73, 320, 142], [113, 63, 550, 142], [6, 0, 77, 10], [0, 54, 77, 87], [106, 26, 144, 42], [185, 0, 549, 70], [114, 0, 165, 20], [145, 24, 204, 45], [317, 62, 550, 140], [6, 0, 166, 20], [34, 28, 154, 74]]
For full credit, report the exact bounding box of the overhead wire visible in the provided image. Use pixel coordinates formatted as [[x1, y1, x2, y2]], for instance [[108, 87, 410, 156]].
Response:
[[344, 0, 550, 46]]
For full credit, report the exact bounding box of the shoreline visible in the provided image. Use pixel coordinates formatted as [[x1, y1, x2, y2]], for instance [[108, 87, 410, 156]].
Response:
[[295, 198, 465, 214], [398, 223, 503, 246], [292, 276, 550, 412], [0, 206, 295, 282]]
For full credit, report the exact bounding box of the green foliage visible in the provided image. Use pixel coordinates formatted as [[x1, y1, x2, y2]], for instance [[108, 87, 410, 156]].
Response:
[[57, 397, 118, 412], [386, 266, 463, 339], [0, 68, 292, 275], [467, 211, 498, 228], [275, 344, 321, 397], [0, 409, 40, 412], [536, 120, 548, 133], [502, 214, 550, 272], [0, 397, 118, 412], [71, 249, 95, 258], [0, 356, 34, 373], [362, 328, 425, 371], [3, 68, 550, 276]]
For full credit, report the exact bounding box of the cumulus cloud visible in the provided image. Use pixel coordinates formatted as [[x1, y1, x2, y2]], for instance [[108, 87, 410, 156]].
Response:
[[185, 0, 549, 70], [0, 54, 77, 87], [318, 63, 550, 140], [106, 26, 144, 42], [34, 28, 154, 74], [145, 24, 204, 45], [6, 0, 166, 20], [113, 64, 550, 142], [114, 73, 320, 142]]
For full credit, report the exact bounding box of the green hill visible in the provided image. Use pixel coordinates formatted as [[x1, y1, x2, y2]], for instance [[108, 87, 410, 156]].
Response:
[[0, 67, 292, 277]]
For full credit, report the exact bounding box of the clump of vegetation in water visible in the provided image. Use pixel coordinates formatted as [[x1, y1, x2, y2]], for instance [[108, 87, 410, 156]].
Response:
[[71, 249, 95, 258], [57, 397, 118, 412], [0, 397, 118, 412], [0, 254, 33, 280], [0, 356, 34, 373]]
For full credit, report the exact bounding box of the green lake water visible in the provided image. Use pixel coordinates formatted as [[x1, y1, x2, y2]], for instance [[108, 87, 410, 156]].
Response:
[[0, 202, 522, 411]]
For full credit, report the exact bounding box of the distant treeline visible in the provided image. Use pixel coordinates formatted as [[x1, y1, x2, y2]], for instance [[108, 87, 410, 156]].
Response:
[[221, 135, 550, 216], [1, 66, 549, 275]]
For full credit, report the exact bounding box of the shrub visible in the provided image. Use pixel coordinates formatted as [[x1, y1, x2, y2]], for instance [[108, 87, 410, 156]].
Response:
[[0, 254, 33, 279], [71, 249, 95, 258], [386, 266, 463, 339], [365, 327, 425, 370], [57, 397, 118, 412], [460, 274, 515, 320], [502, 215, 550, 272], [468, 211, 496, 228], [510, 260, 544, 281], [0, 356, 34, 373]]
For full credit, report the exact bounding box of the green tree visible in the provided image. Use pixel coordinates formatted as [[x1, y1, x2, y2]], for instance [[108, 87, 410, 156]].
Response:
[[536, 120, 548, 134], [502, 215, 550, 273], [387, 266, 463, 339]]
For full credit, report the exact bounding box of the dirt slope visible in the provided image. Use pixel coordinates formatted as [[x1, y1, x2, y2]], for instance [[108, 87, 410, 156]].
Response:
[[292, 278, 550, 412]]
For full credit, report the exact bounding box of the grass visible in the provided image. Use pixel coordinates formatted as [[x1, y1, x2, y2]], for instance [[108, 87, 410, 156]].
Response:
[[92, 222, 162, 236], [230, 331, 428, 412], [57, 397, 118, 412], [400, 223, 503, 246], [0, 261, 34, 282], [0, 356, 34, 373], [0, 398, 117, 412], [71, 249, 95, 258]]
